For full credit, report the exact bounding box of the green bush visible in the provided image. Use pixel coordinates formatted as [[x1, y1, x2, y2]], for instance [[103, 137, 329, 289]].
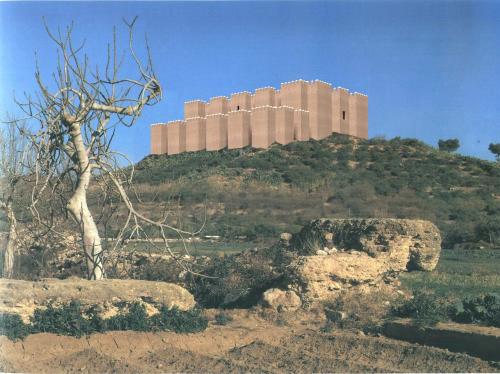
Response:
[[393, 290, 447, 327], [450, 293, 500, 327], [0, 301, 208, 340], [0, 313, 30, 341]]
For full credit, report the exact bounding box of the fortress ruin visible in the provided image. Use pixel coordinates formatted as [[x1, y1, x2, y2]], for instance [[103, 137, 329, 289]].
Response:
[[150, 79, 368, 155]]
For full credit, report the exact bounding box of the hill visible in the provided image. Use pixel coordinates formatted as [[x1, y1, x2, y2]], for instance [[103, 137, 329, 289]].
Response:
[[131, 133, 500, 249]]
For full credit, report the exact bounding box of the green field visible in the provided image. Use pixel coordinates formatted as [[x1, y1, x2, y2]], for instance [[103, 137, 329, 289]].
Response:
[[400, 249, 500, 300], [121, 240, 253, 257]]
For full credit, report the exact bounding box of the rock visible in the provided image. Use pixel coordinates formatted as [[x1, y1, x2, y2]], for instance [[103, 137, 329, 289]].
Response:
[[316, 249, 328, 256], [325, 309, 347, 322], [0, 278, 196, 323], [290, 218, 441, 271], [280, 232, 293, 242], [287, 251, 393, 302], [262, 288, 301, 311]]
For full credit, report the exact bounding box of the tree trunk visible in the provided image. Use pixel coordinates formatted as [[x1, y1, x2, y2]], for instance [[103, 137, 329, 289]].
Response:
[[2, 202, 16, 278], [66, 121, 104, 280]]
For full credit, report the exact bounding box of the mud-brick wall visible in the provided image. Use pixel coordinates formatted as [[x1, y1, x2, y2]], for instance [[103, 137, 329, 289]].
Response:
[[185, 117, 206, 152], [206, 114, 228, 151], [275, 106, 294, 145], [308, 80, 332, 140], [167, 120, 186, 155], [228, 110, 251, 149], [251, 106, 276, 149]]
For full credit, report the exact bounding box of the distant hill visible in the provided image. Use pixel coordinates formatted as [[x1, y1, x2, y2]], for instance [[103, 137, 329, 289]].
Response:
[[132, 134, 500, 249]]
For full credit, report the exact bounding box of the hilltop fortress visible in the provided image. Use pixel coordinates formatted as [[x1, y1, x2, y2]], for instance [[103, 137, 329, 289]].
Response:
[[150, 79, 368, 155]]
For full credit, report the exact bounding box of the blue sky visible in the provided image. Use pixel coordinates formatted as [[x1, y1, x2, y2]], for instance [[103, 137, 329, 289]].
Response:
[[1, 1, 499, 161]]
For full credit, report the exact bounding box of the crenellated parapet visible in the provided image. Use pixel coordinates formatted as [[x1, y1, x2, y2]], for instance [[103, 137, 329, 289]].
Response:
[[150, 79, 368, 155]]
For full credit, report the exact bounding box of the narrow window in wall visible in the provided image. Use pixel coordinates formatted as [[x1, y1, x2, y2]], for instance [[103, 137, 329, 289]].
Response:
[[342, 111, 346, 120], [237, 105, 240, 110]]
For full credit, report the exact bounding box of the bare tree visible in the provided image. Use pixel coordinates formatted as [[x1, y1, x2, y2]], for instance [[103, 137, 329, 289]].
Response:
[[9, 18, 201, 280], [0, 119, 31, 278]]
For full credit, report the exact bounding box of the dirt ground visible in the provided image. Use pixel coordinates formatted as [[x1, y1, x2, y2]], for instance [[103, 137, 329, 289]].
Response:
[[0, 308, 498, 373]]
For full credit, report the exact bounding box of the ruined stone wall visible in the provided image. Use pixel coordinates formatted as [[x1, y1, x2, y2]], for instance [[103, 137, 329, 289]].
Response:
[[150, 79, 368, 155]]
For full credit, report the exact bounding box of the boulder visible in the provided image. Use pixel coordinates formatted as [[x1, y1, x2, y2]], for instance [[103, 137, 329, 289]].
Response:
[[290, 218, 441, 271], [0, 278, 195, 323], [261, 288, 301, 311]]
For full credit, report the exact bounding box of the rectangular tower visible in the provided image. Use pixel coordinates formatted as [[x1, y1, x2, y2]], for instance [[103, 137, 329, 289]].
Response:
[[206, 114, 228, 151], [280, 79, 308, 110], [333, 87, 351, 135], [294, 110, 310, 141], [150, 123, 167, 155], [275, 106, 294, 145], [206, 96, 229, 115], [185, 117, 206, 152], [167, 120, 186, 155], [229, 92, 252, 112], [252, 87, 276, 108], [349, 93, 368, 139], [228, 110, 251, 149], [251, 106, 276, 149], [184, 100, 206, 119], [308, 80, 332, 140]]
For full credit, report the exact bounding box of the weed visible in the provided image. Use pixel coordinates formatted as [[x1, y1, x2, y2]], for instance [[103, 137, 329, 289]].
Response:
[[214, 312, 233, 326], [393, 290, 447, 327], [0, 313, 29, 341]]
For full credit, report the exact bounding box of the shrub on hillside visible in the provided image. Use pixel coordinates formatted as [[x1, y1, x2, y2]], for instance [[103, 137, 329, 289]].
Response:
[[393, 290, 447, 327], [450, 293, 500, 327]]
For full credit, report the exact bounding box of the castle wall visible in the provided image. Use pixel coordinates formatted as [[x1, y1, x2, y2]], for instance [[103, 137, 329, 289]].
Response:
[[207, 96, 229, 116], [294, 110, 310, 141], [308, 80, 332, 140], [186, 117, 206, 152], [335, 88, 351, 136], [206, 114, 228, 151], [280, 80, 308, 110], [150, 123, 163, 155], [151, 79, 367, 156], [184, 100, 206, 119], [349, 93, 368, 139], [167, 120, 186, 155], [228, 110, 251, 149], [252, 87, 276, 108], [275, 106, 294, 145], [251, 106, 276, 148], [230, 92, 252, 111]]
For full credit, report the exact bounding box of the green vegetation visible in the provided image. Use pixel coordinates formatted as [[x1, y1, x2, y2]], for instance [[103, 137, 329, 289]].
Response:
[[449, 293, 500, 327], [0, 301, 208, 341], [393, 290, 448, 327], [438, 138, 460, 153], [400, 249, 500, 299], [130, 134, 500, 249], [489, 143, 500, 161]]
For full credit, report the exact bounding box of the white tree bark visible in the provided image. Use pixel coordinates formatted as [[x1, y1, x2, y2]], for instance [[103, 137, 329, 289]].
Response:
[[1, 201, 16, 278], [66, 121, 104, 280]]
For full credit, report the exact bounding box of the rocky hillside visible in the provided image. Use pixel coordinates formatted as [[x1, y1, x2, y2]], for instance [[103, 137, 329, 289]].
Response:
[[130, 134, 499, 249]]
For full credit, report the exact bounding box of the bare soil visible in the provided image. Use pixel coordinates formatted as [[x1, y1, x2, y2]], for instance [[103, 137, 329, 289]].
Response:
[[0, 308, 497, 373]]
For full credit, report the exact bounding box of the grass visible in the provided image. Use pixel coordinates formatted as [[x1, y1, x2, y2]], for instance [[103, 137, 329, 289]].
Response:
[[400, 249, 500, 301], [120, 240, 253, 257]]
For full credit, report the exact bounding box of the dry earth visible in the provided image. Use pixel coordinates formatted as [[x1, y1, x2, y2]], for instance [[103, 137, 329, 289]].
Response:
[[0, 309, 498, 373]]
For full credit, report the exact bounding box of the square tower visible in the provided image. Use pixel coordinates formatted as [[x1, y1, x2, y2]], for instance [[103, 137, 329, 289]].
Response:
[[252, 87, 276, 108], [280, 79, 308, 110], [275, 106, 294, 145], [167, 120, 186, 155], [333, 87, 351, 136], [186, 117, 206, 152], [230, 92, 252, 112], [251, 106, 276, 149], [228, 110, 251, 149], [206, 114, 228, 151], [206, 96, 229, 116], [184, 100, 206, 120], [294, 110, 310, 141], [349, 93, 368, 139], [150, 123, 168, 155], [308, 80, 332, 140]]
